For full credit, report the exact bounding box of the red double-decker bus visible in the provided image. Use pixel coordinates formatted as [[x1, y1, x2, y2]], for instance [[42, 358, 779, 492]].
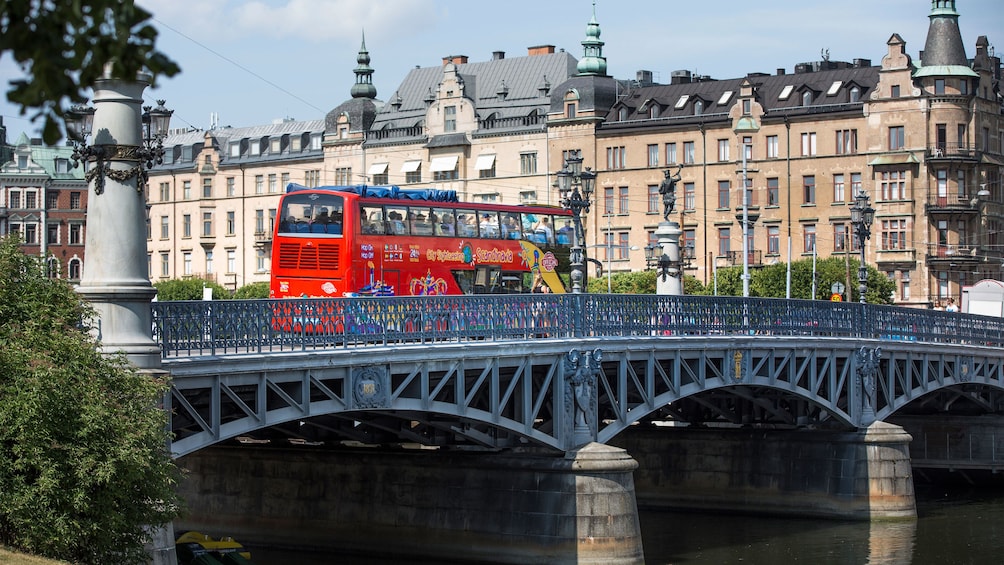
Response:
[[269, 184, 575, 297]]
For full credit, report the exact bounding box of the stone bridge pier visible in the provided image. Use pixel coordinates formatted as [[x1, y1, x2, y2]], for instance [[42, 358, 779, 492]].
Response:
[[177, 443, 645, 565]]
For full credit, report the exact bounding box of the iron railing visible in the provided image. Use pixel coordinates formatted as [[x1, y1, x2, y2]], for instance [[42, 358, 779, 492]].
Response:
[[152, 294, 1004, 358]]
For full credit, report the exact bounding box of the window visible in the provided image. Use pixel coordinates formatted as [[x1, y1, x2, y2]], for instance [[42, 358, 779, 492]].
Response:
[[182, 181, 191, 200], [69, 223, 82, 245], [836, 129, 857, 154], [718, 227, 731, 256], [881, 219, 908, 250], [834, 224, 848, 251], [684, 183, 695, 211], [850, 173, 862, 196], [565, 102, 576, 118], [766, 135, 779, 159], [226, 177, 235, 197], [255, 209, 265, 234], [767, 178, 779, 206], [520, 152, 537, 175], [270, 138, 281, 154], [8, 192, 20, 209], [935, 79, 945, 95], [936, 169, 948, 197], [718, 180, 730, 209], [742, 136, 752, 160], [70, 192, 81, 209], [666, 143, 677, 164], [256, 248, 268, 272], [880, 170, 906, 200], [160, 216, 169, 239], [46, 223, 58, 245], [833, 174, 845, 203], [45, 191, 58, 209], [958, 124, 967, 148], [683, 229, 695, 259], [230, 142, 241, 157], [182, 215, 192, 238], [717, 139, 730, 162], [694, 100, 703, 115], [647, 185, 659, 214], [744, 177, 755, 206], [683, 141, 695, 164], [888, 126, 905, 150], [281, 172, 290, 190], [160, 253, 170, 277], [891, 85, 901, 98], [768, 226, 780, 254], [603, 232, 615, 261], [647, 144, 658, 167], [803, 224, 816, 253], [617, 232, 630, 260], [290, 136, 302, 152], [802, 91, 813, 106], [604, 187, 614, 214], [803, 175, 816, 204], [617, 107, 628, 121], [779, 85, 794, 100], [476, 155, 496, 179], [202, 212, 212, 236], [304, 169, 320, 187], [899, 270, 911, 301], [618, 186, 629, 214], [957, 170, 966, 196], [850, 86, 861, 102], [800, 132, 817, 156], [310, 134, 322, 151], [606, 146, 626, 170], [268, 173, 278, 192], [742, 98, 752, 115], [334, 168, 352, 185], [205, 251, 214, 275], [202, 177, 212, 198], [24, 191, 37, 210], [405, 163, 422, 184], [226, 211, 235, 235], [444, 105, 456, 132], [227, 250, 236, 274], [183, 252, 192, 276], [255, 175, 264, 194], [374, 169, 390, 184]]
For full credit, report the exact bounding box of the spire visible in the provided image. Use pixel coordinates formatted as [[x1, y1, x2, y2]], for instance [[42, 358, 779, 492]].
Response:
[[350, 30, 377, 99], [919, 0, 969, 68], [576, 1, 607, 76]]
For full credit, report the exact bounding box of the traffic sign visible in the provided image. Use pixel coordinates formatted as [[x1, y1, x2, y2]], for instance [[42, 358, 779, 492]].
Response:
[[830, 293, 842, 302]]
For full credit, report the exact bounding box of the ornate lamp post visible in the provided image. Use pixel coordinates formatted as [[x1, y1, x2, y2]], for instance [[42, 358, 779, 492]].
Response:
[[644, 243, 672, 281], [556, 150, 596, 294], [850, 189, 875, 304], [65, 73, 173, 368]]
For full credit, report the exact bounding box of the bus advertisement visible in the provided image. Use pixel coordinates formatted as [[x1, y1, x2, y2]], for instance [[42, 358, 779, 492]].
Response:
[[270, 184, 575, 298]]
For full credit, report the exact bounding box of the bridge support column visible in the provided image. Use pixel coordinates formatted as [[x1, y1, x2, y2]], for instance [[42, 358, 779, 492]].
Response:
[[614, 421, 916, 520], [176, 443, 644, 564]]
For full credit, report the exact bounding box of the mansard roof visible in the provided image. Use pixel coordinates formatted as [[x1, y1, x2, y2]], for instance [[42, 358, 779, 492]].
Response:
[[155, 119, 325, 172]]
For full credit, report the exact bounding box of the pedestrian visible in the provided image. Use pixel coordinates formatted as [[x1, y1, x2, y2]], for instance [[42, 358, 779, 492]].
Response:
[[945, 297, 959, 312]]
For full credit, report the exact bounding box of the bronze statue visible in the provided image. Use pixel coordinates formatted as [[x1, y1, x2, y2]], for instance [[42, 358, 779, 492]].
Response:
[[659, 165, 683, 221]]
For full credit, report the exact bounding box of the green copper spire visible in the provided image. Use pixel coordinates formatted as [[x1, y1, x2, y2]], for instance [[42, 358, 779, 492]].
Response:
[[576, 2, 607, 76], [350, 31, 377, 99], [915, 0, 976, 78]]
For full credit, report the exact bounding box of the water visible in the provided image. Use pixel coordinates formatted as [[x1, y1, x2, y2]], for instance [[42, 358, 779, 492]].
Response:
[[249, 487, 1004, 564]]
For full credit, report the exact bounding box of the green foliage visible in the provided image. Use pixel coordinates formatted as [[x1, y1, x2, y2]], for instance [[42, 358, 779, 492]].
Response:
[[0, 237, 182, 564], [154, 278, 231, 300], [0, 0, 180, 144], [587, 270, 656, 293], [233, 281, 270, 299], [707, 257, 895, 304], [683, 274, 705, 296]]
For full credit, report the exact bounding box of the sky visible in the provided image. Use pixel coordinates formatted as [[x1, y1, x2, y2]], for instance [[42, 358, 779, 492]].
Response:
[[2, 0, 1003, 138]]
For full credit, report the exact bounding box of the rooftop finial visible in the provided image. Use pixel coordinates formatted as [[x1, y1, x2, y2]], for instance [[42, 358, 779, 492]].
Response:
[[350, 30, 377, 99]]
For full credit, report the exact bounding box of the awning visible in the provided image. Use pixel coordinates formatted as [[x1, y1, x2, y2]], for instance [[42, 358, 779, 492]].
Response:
[[430, 155, 459, 172], [867, 153, 920, 166], [475, 154, 496, 171], [368, 162, 388, 175], [401, 160, 422, 173]]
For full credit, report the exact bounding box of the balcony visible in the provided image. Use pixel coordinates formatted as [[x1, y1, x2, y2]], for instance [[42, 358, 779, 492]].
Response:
[[254, 230, 272, 248], [925, 244, 981, 267], [724, 249, 763, 268], [925, 192, 984, 215], [925, 144, 979, 163]]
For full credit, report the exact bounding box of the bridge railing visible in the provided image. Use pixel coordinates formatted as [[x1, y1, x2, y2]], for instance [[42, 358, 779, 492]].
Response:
[[152, 294, 1004, 358]]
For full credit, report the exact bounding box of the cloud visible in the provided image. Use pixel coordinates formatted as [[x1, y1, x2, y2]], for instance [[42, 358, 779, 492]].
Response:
[[140, 0, 437, 43]]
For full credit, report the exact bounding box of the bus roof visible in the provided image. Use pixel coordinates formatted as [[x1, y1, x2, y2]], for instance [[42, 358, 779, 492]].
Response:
[[285, 183, 458, 203]]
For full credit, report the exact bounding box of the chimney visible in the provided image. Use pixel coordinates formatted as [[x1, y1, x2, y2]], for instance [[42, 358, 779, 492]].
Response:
[[442, 55, 469, 65], [492, 51, 505, 60], [777, 68, 786, 75], [853, 58, 872, 67], [636, 70, 653, 87], [527, 45, 556, 56], [670, 69, 692, 85]]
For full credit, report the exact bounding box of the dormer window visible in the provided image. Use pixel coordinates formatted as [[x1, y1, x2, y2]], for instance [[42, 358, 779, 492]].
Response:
[[270, 137, 281, 153], [850, 86, 861, 102], [742, 99, 752, 115], [802, 91, 813, 106], [229, 142, 241, 157], [694, 100, 703, 116], [618, 107, 629, 121], [648, 104, 659, 119]]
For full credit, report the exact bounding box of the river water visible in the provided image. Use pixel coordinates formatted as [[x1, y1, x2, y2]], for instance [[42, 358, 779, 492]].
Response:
[[251, 486, 1004, 565]]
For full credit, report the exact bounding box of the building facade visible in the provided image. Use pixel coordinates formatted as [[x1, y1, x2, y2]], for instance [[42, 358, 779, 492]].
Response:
[[146, 0, 1002, 305], [0, 128, 88, 280]]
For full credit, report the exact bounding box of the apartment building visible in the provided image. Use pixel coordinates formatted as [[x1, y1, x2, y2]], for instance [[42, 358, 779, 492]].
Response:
[[0, 128, 88, 280], [146, 0, 1001, 305]]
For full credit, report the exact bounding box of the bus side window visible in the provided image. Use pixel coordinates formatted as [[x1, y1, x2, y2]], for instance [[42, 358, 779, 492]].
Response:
[[434, 208, 456, 236], [386, 206, 409, 235], [362, 206, 385, 234]]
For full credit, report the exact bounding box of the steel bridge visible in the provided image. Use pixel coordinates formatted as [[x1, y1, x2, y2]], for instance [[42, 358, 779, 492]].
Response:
[[154, 295, 1004, 458]]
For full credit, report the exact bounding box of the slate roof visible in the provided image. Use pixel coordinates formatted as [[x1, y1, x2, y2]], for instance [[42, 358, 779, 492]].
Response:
[[155, 119, 325, 172]]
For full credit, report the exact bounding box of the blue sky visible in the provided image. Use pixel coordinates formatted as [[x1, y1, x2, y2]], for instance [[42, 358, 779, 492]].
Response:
[[2, 0, 1003, 138]]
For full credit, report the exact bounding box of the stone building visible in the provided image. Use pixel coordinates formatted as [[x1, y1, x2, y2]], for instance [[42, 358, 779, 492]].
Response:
[[146, 0, 1002, 304], [0, 126, 88, 280]]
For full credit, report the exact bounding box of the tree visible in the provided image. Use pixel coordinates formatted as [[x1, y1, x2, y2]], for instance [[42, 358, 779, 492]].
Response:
[[0, 236, 183, 564], [233, 281, 270, 299], [154, 277, 231, 300], [0, 1, 180, 144]]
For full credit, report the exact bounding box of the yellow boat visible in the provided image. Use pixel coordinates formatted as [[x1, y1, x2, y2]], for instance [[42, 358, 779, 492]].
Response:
[[176, 531, 252, 565]]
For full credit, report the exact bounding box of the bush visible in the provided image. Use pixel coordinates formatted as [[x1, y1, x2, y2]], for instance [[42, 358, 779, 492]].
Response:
[[154, 277, 230, 300], [0, 237, 183, 564], [233, 281, 270, 299]]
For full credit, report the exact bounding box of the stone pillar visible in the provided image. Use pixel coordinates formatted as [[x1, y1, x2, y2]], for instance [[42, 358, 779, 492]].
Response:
[[75, 73, 161, 369], [177, 443, 645, 564], [655, 220, 682, 296], [73, 72, 176, 564]]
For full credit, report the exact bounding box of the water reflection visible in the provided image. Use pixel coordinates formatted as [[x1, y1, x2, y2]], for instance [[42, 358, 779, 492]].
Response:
[[248, 488, 1004, 565]]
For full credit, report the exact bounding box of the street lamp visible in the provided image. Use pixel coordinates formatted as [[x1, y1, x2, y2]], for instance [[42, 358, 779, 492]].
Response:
[[556, 150, 596, 293], [67, 99, 173, 195], [734, 119, 760, 298], [850, 189, 875, 304], [644, 243, 672, 282]]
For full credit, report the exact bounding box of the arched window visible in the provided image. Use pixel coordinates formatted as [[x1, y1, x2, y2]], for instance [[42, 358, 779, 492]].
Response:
[[68, 258, 81, 280]]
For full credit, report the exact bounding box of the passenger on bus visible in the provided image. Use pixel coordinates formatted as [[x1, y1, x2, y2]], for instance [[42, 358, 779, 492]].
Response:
[[557, 220, 574, 244], [534, 217, 554, 245], [439, 214, 455, 236], [314, 207, 330, 224]]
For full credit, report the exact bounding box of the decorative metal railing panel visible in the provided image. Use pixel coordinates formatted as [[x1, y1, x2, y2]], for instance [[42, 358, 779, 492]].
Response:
[[153, 295, 1004, 358]]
